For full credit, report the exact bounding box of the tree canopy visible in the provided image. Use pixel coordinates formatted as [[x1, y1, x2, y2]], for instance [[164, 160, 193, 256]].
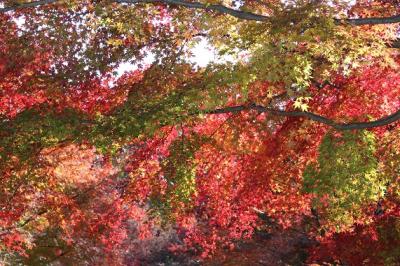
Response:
[[0, 0, 400, 264]]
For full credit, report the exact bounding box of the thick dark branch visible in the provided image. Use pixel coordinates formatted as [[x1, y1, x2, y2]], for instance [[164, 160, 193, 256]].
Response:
[[0, 0, 268, 20], [120, 0, 400, 26], [0, 0, 57, 13], [201, 103, 400, 130], [121, 0, 400, 26], [116, 0, 268, 21], [2, 0, 400, 28], [343, 14, 400, 25]]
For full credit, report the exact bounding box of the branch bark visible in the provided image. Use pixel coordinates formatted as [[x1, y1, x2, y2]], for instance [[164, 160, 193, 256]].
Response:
[[199, 103, 400, 130], [116, 0, 268, 21], [342, 14, 400, 25], [0, 0, 57, 12], [2, 0, 399, 28], [119, 0, 400, 26]]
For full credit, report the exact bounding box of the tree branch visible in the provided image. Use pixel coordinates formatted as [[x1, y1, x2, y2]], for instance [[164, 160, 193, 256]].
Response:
[[2, 0, 400, 28], [116, 0, 268, 21], [0, 0, 58, 13], [342, 14, 400, 25], [199, 103, 400, 130], [119, 0, 400, 26]]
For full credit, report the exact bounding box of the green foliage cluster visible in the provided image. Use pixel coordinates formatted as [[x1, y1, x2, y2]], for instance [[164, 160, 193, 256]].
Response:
[[203, 2, 391, 93], [0, 109, 85, 165], [303, 131, 388, 231], [151, 134, 206, 221]]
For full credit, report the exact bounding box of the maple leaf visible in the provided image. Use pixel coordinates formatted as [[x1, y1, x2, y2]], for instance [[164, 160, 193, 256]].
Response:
[[1, 1, 400, 264]]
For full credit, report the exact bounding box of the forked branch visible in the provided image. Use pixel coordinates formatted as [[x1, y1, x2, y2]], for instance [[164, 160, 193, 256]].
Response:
[[200, 103, 400, 130], [1, 0, 400, 27]]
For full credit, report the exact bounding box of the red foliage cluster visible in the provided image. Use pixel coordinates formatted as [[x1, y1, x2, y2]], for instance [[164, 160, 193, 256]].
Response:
[[1, 3, 400, 263]]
